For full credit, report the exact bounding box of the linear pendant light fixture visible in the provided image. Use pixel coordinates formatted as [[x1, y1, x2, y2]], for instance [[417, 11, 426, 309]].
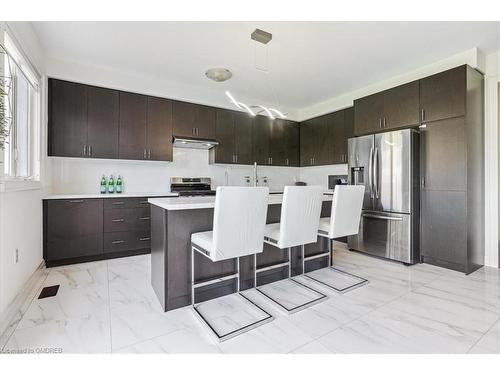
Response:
[[206, 28, 287, 120]]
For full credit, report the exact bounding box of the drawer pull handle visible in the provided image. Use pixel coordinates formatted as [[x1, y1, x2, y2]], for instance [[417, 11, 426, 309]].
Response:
[[111, 240, 125, 244], [111, 219, 125, 222], [362, 213, 403, 221], [139, 237, 150, 241], [111, 202, 125, 205], [68, 200, 84, 203], [139, 217, 150, 220]]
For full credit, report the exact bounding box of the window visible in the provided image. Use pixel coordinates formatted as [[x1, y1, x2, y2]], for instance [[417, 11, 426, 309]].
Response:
[[1, 31, 40, 180]]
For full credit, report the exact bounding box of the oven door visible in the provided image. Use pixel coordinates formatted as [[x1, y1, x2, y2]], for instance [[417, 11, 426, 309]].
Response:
[[347, 210, 412, 264]]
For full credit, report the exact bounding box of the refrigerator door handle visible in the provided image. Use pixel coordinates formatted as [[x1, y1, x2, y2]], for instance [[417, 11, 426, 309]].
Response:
[[374, 147, 379, 199], [368, 147, 374, 198], [362, 213, 403, 221]]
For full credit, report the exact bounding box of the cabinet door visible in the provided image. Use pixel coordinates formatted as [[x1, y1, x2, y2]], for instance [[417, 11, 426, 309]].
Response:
[[383, 81, 420, 130], [48, 79, 87, 157], [315, 115, 331, 166], [45, 199, 103, 261], [87, 86, 119, 159], [282, 120, 299, 167], [354, 92, 384, 136], [343, 107, 354, 161], [147, 97, 173, 161], [213, 109, 235, 164], [172, 101, 215, 139], [420, 65, 466, 123], [119, 92, 147, 160], [326, 110, 345, 164], [300, 120, 315, 166], [252, 115, 272, 165], [270, 118, 287, 166], [234, 111, 253, 164]]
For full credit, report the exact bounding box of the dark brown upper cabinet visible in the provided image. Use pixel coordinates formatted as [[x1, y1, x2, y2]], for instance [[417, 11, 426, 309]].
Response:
[[211, 109, 253, 165], [252, 115, 273, 165], [420, 65, 466, 123], [354, 81, 419, 136], [326, 110, 346, 164], [354, 92, 384, 136], [172, 101, 216, 139], [147, 97, 173, 161], [383, 81, 420, 130], [48, 79, 88, 157], [87, 86, 119, 159], [119, 92, 148, 160], [279, 120, 300, 167]]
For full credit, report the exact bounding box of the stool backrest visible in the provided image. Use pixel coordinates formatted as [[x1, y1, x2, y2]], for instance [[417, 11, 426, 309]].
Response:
[[278, 186, 324, 248], [212, 186, 269, 261], [328, 185, 365, 238]]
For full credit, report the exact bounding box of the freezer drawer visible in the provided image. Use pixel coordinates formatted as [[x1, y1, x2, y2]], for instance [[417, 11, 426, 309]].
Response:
[[348, 211, 413, 264]]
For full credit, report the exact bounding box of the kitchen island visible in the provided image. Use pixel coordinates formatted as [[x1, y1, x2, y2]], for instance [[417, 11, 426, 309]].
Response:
[[149, 194, 333, 312]]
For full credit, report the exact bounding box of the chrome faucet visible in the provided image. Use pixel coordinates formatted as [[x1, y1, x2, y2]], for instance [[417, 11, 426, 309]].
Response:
[[253, 162, 258, 187]]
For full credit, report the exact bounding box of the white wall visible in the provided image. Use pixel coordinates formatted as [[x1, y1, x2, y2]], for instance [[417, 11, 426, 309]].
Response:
[[0, 22, 46, 317], [49, 148, 300, 194]]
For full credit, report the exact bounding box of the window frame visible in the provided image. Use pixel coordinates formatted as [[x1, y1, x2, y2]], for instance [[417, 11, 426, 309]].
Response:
[[1, 27, 41, 186]]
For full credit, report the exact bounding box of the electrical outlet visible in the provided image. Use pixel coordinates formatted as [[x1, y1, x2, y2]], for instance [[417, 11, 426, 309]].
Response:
[[15, 248, 19, 264]]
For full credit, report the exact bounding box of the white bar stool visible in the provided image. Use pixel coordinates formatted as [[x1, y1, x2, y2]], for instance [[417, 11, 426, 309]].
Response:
[[304, 185, 368, 292], [256, 186, 327, 314], [190, 186, 273, 342]]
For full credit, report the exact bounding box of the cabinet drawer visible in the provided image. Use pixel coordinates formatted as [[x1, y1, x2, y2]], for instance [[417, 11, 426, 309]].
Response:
[[103, 197, 151, 209], [104, 207, 150, 232], [103, 231, 151, 254]]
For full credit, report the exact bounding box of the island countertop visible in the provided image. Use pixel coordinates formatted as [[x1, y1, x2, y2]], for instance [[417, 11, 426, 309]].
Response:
[[44, 192, 179, 200], [149, 193, 333, 211]]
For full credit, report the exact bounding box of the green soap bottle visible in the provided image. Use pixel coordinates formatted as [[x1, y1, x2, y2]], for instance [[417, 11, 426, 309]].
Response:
[[100, 175, 107, 194], [108, 175, 115, 194], [116, 175, 123, 194]]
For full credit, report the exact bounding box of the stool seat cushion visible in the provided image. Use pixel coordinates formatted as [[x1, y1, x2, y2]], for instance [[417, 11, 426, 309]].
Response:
[[263, 223, 281, 245], [191, 231, 214, 258], [318, 217, 331, 236]]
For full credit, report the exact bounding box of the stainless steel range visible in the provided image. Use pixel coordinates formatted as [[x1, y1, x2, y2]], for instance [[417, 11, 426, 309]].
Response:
[[170, 177, 216, 196]]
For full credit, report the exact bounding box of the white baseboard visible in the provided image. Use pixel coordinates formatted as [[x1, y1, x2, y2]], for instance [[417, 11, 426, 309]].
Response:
[[0, 261, 48, 348]]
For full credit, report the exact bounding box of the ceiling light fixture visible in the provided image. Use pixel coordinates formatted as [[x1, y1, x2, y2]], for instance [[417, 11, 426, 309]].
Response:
[[216, 29, 287, 119]]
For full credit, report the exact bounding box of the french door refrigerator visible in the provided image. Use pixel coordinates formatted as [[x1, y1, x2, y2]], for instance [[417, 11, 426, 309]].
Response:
[[347, 129, 420, 265]]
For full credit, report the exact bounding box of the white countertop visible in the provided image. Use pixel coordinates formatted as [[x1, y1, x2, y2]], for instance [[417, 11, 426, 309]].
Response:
[[44, 192, 179, 200], [149, 193, 333, 211]]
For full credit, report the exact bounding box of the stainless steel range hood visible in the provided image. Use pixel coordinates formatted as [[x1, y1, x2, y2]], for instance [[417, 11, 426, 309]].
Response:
[[173, 136, 219, 150]]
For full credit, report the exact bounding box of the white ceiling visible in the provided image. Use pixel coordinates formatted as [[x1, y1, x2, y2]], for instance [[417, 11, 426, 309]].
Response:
[[32, 21, 500, 115]]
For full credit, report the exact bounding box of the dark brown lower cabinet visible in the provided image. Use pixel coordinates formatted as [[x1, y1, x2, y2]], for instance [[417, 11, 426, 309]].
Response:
[[44, 199, 103, 263], [44, 197, 158, 267]]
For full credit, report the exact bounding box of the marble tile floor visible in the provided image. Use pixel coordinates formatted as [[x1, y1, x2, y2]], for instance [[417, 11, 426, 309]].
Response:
[[3, 242, 500, 354]]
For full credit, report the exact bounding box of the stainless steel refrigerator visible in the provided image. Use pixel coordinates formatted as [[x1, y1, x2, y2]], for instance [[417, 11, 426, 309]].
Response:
[[347, 129, 419, 264]]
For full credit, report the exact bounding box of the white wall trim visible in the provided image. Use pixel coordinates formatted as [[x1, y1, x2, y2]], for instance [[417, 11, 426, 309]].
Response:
[[0, 261, 47, 349]]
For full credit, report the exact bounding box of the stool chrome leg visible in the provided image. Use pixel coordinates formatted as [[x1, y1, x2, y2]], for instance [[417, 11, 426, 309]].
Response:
[[191, 246, 195, 306], [254, 253, 257, 288], [236, 257, 240, 293], [288, 248, 292, 278], [301, 244, 305, 274]]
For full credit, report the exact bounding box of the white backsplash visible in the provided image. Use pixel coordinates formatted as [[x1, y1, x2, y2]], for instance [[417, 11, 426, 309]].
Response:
[[49, 148, 301, 195], [299, 164, 348, 189]]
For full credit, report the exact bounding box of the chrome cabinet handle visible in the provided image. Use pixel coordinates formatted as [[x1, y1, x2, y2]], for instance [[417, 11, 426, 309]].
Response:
[[111, 240, 125, 244], [286, 158, 289, 166], [139, 237, 151, 241], [111, 202, 124, 205], [139, 217, 150, 220], [362, 213, 403, 221], [421, 109, 425, 121], [148, 149, 151, 159], [379, 118, 382, 129], [143, 149, 147, 159], [69, 200, 84, 203], [111, 219, 125, 222], [83, 145, 87, 156], [235, 154, 238, 163], [383, 117, 386, 128], [89, 145, 93, 156]]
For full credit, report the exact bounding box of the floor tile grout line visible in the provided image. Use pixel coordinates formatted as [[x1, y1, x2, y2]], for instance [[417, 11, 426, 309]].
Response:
[[1, 269, 50, 350], [465, 315, 500, 354]]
